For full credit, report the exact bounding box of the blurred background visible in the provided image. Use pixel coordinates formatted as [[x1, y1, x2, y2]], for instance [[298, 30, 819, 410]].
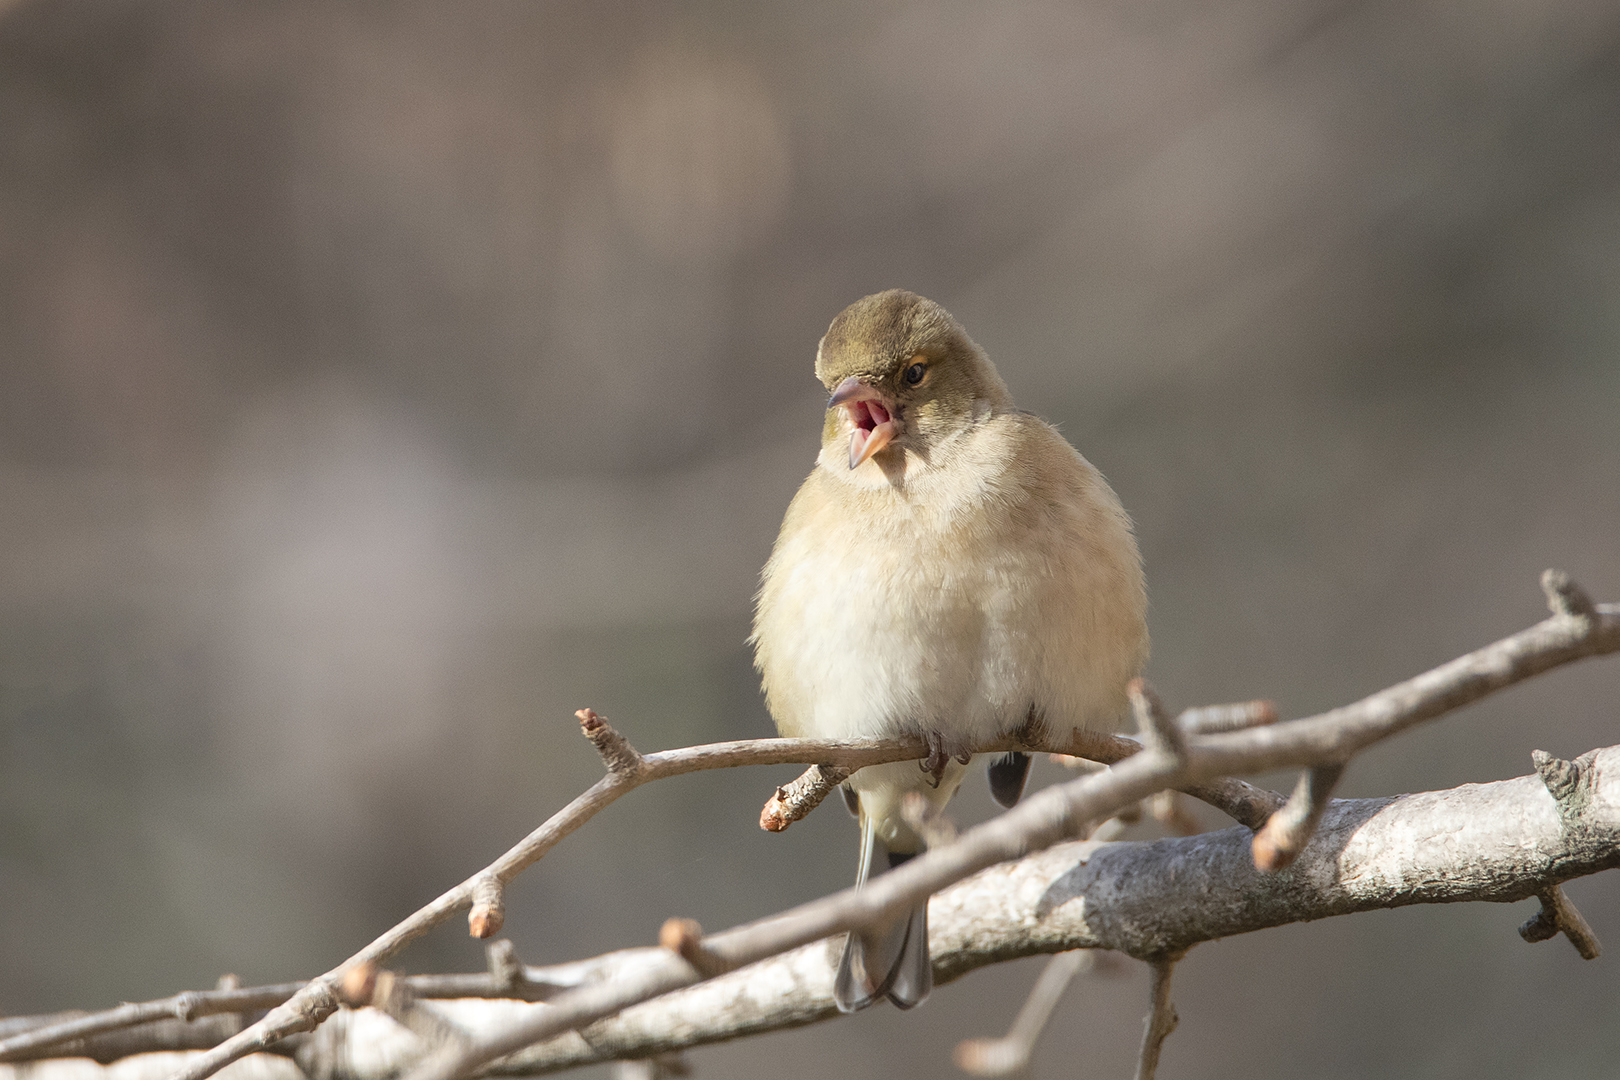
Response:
[[1, 1, 1618, 1077]]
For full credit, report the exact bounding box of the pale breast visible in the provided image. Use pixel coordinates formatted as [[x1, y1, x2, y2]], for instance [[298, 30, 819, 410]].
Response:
[[753, 414, 1148, 750]]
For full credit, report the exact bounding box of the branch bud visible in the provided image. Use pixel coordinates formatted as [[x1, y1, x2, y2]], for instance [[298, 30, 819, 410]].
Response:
[[468, 875, 506, 939]]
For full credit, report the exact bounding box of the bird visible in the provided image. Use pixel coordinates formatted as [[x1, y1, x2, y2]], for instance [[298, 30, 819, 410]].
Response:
[[751, 289, 1149, 1012]]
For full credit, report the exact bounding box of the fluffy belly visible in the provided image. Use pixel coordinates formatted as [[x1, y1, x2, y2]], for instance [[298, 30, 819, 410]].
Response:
[[761, 533, 1045, 749]]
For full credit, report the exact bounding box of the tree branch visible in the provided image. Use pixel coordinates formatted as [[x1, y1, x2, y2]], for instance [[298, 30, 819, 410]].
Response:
[[390, 586, 1617, 1080], [7, 579, 1607, 1080], [0, 945, 612, 1065], [21, 741, 1614, 1080], [451, 743, 1620, 1073], [148, 719, 1276, 1080]]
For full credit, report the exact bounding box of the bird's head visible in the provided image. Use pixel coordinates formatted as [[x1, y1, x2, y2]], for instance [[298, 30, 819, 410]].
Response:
[[814, 290, 1013, 471]]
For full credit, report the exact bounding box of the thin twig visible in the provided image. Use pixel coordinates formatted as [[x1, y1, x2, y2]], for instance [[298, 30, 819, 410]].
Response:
[[0, 961, 603, 1062], [0, 985, 302, 1062], [953, 951, 1095, 1076], [1134, 956, 1181, 1080], [767, 746, 1283, 833], [1129, 679, 1184, 761]]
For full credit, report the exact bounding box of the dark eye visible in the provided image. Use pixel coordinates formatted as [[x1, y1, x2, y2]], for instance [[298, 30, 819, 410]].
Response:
[[904, 362, 926, 385]]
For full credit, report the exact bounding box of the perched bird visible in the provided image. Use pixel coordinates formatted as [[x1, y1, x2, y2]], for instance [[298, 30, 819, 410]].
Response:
[[751, 290, 1149, 1012]]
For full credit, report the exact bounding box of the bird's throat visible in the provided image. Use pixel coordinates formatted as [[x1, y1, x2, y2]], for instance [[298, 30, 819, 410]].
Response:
[[847, 400, 897, 469]]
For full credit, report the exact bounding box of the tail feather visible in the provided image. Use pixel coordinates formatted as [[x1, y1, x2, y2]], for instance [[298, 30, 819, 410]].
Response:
[[833, 839, 933, 1012], [987, 751, 1032, 808], [882, 901, 932, 1009]]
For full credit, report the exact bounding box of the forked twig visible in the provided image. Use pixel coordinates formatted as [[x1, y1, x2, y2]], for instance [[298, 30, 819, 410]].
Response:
[[1518, 885, 1602, 959]]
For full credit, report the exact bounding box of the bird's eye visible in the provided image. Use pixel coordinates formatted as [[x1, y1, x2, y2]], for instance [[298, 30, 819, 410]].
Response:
[[904, 362, 926, 385]]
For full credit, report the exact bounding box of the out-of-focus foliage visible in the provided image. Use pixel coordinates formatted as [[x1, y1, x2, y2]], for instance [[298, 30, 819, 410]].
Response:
[[0, 2, 1617, 1077]]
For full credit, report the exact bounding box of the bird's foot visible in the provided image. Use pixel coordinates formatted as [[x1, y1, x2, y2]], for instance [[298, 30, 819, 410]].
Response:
[[920, 734, 953, 788]]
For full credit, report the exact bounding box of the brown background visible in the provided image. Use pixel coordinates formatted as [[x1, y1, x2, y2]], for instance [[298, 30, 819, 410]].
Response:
[[1, 2, 1618, 1077]]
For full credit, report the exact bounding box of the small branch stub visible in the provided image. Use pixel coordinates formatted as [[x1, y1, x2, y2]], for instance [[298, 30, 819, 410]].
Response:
[[659, 918, 726, 979], [1128, 679, 1184, 761], [577, 708, 645, 776], [1252, 763, 1346, 872], [336, 965, 474, 1049], [371, 971, 472, 1049], [1531, 749, 1581, 807], [339, 963, 379, 1007], [1541, 568, 1598, 622], [1531, 748, 1600, 832], [760, 764, 853, 832], [613, 1054, 691, 1080], [468, 875, 506, 940], [1518, 886, 1602, 960]]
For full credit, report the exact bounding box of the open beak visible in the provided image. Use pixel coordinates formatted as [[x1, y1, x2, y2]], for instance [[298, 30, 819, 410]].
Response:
[[828, 376, 899, 470]]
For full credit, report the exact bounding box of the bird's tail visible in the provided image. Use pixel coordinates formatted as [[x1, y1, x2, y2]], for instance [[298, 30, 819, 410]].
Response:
[[833, 818, 933, 1012]]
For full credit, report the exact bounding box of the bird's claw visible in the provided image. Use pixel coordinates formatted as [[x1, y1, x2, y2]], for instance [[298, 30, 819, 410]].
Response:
[[920, 734, 951, 788]]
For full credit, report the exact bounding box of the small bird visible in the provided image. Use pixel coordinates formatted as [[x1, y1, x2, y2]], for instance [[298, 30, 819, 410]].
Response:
[[752, 290, 1149, 1012]]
